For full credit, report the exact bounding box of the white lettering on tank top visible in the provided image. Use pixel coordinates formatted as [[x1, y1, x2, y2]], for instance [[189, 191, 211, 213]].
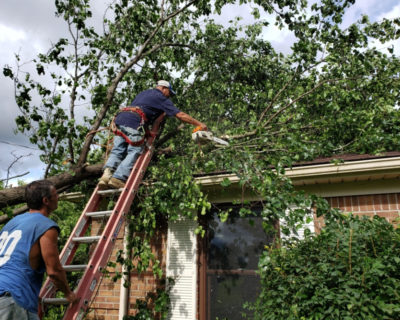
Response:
[[0, 230, 22, 266]]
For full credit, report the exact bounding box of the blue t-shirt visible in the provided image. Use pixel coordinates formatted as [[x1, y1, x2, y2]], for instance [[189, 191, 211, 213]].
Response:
[[115, 88, 180, 129], [0, 212, 59, 313]]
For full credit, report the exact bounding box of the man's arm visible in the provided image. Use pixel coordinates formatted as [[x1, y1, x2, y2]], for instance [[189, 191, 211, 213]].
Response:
[[40, 228, 78, 304], [175, 112, 207, 131]]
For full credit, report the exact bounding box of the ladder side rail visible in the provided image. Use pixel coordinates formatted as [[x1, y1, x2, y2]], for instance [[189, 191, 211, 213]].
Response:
[[63, 113, 165, 319], [39, 187, 104, 303]]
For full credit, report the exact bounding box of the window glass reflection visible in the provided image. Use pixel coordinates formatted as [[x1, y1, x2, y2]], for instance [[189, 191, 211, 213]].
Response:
[[205, 205, 276, 320], [208, 209, 274, 270]]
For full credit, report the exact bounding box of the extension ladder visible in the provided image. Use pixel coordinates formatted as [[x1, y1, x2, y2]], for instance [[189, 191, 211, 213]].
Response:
[[39, 113, 166, 320]]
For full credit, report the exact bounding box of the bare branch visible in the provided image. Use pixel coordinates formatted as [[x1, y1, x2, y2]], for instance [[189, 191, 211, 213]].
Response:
[[44, 136, 60, 178], [155, 123, 185, 147], [4, 152, 32, 188], [0, 172, 29, 183]]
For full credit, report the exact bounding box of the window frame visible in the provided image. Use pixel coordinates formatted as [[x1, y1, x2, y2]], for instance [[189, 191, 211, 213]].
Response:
[[197, 203, 278, 320]]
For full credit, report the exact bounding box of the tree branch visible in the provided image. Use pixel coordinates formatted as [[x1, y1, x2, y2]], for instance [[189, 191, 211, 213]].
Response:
[[77, 0, 198, 166], [263, 78, 342, 128], [0, 172, 29, 183], [0, 163, 103, 210]]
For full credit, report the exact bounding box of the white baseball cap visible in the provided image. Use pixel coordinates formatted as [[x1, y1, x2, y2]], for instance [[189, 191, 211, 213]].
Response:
[[157, 80, 176, 95]]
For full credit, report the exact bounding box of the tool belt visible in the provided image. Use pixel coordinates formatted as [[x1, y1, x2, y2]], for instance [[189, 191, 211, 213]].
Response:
[[111, 107, 149, 146]]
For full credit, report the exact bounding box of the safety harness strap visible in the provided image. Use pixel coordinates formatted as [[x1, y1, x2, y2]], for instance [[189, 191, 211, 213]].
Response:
[[111, 107, 148, 146]]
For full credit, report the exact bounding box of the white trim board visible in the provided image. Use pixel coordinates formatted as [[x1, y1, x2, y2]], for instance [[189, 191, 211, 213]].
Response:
[[166, 218, 198, 320]]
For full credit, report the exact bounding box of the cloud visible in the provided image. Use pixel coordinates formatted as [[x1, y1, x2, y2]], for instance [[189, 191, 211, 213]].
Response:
[[378, 3, 400, 20], [342, 0, 400, 28], [262, 24, 295, 55], [0, 24, 26, 43]]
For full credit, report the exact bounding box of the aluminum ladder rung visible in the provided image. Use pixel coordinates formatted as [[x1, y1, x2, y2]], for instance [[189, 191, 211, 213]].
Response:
[[63, 264, 87, 272], [42, 298, 69, 305], [72, 236, 101, 243], [97, 188, 123, 195], [85, 210, 112, 218]]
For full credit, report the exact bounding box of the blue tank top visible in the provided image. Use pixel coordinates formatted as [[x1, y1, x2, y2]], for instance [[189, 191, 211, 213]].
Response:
[[0, 212, 59, 313]]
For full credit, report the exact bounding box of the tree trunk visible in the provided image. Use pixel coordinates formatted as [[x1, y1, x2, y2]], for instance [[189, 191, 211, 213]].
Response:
[[0, 164, 103, 211]]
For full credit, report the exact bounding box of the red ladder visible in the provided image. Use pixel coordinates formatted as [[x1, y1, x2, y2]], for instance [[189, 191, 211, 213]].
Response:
[[39, 113, 165, 320]]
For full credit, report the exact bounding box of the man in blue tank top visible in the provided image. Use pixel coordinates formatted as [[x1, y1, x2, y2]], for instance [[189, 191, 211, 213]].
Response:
[[0, 180, 78, 319], [98, 79, 207, 189]]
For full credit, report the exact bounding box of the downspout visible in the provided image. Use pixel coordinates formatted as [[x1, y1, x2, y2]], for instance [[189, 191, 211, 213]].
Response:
[[119, 222, 131, 320]]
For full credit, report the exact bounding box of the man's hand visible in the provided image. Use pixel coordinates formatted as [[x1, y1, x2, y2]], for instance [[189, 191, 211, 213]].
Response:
[[66, 291, 80, 304], [199, 123, 207, 131]]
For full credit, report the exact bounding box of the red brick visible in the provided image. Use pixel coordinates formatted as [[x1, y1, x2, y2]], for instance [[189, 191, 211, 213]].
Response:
[[338, 197, 345, 211], [345, 196, 354, 212], [330, 197, 339, 209], [374, 195, 384, 211], [106, 296, 120, 303], [351, 196, 359, 212], [106, 309, 119, 315], [388, 194, 398, 210], [377, 211, 400, 223], [358, 195, 374, 212], [380, 194, 390, 210]]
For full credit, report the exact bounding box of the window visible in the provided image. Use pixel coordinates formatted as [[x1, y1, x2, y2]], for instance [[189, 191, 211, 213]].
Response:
[[198, 204, 276, 320]]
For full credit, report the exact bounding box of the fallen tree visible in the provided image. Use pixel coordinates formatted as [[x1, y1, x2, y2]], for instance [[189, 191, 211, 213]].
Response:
[[2, 2, 400, 316], [0, 164, 102, 211]]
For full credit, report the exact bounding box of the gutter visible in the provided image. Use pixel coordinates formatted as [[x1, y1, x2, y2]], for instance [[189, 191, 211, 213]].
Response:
[[194, 156, 400, 187]]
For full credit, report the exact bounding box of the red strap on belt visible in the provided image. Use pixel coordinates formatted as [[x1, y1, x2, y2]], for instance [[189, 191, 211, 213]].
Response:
[[120, 107, 148, 124], [111, 106, 148, 146], [113, 129, 146, 146]]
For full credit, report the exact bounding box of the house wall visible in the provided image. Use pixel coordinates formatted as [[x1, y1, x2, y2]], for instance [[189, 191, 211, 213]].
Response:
[[313, 193, 400, 233], [84, 173, 400, 319], [85, 220, 167, 320]]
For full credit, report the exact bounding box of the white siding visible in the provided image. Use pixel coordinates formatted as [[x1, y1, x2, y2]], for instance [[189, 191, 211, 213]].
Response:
[[166, 218, 197, 320], [280, 208, 315, 240]]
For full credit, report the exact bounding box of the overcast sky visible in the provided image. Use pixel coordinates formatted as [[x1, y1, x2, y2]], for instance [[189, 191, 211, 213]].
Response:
[[0, 0, 399, 187]]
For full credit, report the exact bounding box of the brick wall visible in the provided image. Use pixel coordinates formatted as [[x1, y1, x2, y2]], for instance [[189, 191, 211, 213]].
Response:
[[85, 220, 167, 320], [314, 193, 400, 233], [82, 193, 400, 319]]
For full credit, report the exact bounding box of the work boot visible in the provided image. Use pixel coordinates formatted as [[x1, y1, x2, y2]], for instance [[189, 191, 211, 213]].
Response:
[[108, 177, 126, 189], [98, 168, 113, 189]]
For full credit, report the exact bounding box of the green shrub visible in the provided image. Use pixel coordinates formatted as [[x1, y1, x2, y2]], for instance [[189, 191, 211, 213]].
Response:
[[252, 214, 400, 320]]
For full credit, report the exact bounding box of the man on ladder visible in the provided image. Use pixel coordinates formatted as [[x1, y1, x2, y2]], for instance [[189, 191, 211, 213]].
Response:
[[98, 79, 207, 189]]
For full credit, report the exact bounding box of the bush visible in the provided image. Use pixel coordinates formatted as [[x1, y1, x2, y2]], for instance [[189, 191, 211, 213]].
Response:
[[252, 214, 400, 320]]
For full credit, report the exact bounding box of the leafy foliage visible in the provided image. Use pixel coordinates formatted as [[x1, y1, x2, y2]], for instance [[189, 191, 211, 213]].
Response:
[[125, 279, 172, 320], [252, 214, 400, 320], [3, 0, 400, 317]]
